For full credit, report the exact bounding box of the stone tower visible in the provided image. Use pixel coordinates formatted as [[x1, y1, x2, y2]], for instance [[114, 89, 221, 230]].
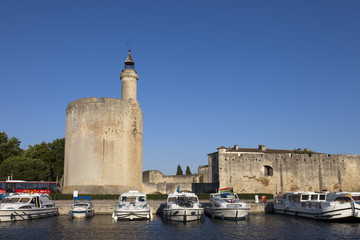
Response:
[[63, 50, 143, 194]]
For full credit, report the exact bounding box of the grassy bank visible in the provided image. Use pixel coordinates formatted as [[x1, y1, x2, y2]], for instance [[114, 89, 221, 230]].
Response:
[[50, 193, 273, 200]]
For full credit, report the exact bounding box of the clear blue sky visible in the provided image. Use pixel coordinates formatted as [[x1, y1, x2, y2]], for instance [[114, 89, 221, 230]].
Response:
[[1, 0, 359, 175]]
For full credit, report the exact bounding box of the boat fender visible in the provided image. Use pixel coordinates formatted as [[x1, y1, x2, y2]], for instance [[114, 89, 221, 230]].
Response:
[[112, 213, 115, 219], [114, 216, 118, 221]]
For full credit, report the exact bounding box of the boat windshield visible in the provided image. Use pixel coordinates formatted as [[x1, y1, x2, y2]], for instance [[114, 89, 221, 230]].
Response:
[[121, 196, 137, 202], [19, 198, 31, 203], [167, 197, 176, 203], [220, 193, 236, 199], [1, 197, 20, 203], [139, 196, 146, 202], [74, 203, 89, 207]]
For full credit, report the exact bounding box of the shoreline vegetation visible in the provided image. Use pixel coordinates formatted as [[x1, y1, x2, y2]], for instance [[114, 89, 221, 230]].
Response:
[[50, 193, 274, 201]]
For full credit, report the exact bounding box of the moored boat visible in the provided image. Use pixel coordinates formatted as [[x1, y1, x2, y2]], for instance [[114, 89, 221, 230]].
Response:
[[162, 192, 204, 222], [205, 192, 250, 220], [0, 193, 58, 222], [112, 191, 152, 221], [68, 196, 95, 218], [273, 192, 360, 221]]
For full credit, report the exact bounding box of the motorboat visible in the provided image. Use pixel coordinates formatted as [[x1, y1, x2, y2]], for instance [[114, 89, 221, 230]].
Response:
[[0, 193, 58, 222], [273, 192, 360, 221], [68, 196, 95, 218], [205, 192, 250, 220], [112, 191, 152, 221], [162, 192, 204, 222]]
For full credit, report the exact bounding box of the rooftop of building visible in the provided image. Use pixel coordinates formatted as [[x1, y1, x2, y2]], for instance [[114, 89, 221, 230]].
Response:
[[208, 145, 317, 155]]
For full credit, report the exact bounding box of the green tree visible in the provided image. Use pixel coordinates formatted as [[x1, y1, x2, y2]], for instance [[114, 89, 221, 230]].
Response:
[[0, 132, 24, 164], [185, 166, 192, 175], [176, 165, 183, 175], [24, 138, 65, 181], [0, 156, 50, 181]]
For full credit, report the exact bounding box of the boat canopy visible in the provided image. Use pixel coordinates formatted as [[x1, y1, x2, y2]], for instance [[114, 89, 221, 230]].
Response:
[[74, 196, 91, 201]]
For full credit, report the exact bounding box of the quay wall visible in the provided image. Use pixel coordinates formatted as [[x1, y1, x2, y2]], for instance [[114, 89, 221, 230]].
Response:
[[54, 200, 266, 215]]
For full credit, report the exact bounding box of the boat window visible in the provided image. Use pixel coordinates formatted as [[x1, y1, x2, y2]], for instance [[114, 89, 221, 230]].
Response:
[[19, 206, 32, 209], [335, 197, 352, 204], [213, 194, 221, 199], [167, 197, 176, 203], [126, 197, 136, 202], [120, 197, 127, 202], [10, 197, 20, 202], [20, 198, 31, 203], [311, 195, 318, 201], [30, 198, 36, 204], [189, 197, 198, 202], [352, 196, 360, 201], [139, 196, 146, 202], [1, 198, 12, 203], [301, 195, 309, 201], [319, 195, 326, 201]]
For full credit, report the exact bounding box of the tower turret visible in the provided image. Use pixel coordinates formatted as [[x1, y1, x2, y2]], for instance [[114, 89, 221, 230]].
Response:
[[120, 50, 139, 100]]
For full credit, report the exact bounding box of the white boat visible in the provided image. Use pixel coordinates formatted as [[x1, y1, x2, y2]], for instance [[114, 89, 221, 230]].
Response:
[[205, 192, 250, 220], [0, 193, 58, 222], [162, 192, 204, 222], [68, 196, 95, 218], [273, 192, 360, 221], [112, 191, 152, 221]]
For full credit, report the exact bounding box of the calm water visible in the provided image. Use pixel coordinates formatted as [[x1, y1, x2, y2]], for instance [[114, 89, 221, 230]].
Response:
[[1, 214, 360, 239]]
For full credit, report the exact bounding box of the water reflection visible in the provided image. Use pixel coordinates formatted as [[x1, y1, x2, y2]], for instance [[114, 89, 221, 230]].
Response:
[[1, 214, 360, 239]]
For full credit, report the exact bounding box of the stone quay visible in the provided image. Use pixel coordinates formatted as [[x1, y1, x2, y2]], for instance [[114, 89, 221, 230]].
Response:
[[54, 200, 268, 215]]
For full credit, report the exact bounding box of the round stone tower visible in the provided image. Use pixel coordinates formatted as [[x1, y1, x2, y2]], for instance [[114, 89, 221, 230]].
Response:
[[63, 50, 143, 194]]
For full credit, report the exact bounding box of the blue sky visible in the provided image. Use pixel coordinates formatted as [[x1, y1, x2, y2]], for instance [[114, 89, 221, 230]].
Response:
[[1, 0, 359, 175]]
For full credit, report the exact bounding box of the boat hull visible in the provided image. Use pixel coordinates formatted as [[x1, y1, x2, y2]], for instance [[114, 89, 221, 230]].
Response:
[[69, 209, 95, 219], [273, 204, 355, 221], [113, 209, 152, 221], [162, 208, 204, 222], [205, 207, 250, 220], [0, 207, 59, 222]]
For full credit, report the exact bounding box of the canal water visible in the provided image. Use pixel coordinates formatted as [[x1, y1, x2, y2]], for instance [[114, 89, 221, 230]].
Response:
[[1, 214, 360, 239]]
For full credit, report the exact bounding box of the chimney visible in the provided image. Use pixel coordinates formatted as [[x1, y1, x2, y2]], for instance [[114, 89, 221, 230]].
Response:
[[234, 145, 239, 150], [258, 145, 266, 151]]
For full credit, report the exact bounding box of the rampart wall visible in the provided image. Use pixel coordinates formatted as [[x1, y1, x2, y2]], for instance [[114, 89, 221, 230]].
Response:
[[142, 170, 203, 194], [217, 152, 360, 194]]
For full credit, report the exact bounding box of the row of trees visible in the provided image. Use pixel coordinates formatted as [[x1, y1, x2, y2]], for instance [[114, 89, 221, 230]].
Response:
[[176, 165, 192, 175], [0, 132, 64, 181]]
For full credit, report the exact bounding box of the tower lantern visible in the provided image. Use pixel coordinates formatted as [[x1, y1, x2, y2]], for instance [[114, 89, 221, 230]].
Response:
[[124, 50, 135, 69]]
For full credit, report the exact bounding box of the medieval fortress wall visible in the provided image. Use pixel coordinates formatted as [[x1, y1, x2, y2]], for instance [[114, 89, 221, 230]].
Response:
[[63, 97, 143, 194], [210, 147, 360, 194]]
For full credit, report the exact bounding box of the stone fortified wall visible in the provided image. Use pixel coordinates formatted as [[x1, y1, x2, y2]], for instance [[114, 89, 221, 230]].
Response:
[[64, 97, 143, 194], [214, 150, 360, 194], [142, 170, 203, 194]]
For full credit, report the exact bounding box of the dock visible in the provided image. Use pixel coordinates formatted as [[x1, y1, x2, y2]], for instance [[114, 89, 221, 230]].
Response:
[[54, 200, 269, 215]]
